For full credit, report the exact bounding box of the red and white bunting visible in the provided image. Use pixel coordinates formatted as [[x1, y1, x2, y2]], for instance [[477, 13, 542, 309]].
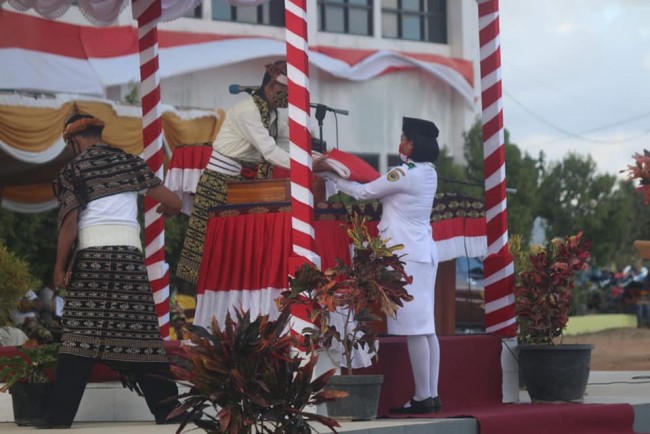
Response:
[[477, 0, 516, 336], [133, 0, 170, 339]]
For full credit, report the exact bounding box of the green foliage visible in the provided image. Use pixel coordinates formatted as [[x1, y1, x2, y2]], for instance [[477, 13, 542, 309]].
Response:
[[124, 83, 140, 104], [0, 343, 59, 391], [537, 153, 627, 266], [0, 242, 39, 327], [435, 147, 479, 196], [0, 208, 58, 283], [277, 214, 413, 375], [170, 310, 345, 434]]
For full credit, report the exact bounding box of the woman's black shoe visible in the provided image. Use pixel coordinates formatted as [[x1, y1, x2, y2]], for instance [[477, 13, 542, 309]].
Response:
[[432, 396, 443, 412], [390, 397, 436, 414]]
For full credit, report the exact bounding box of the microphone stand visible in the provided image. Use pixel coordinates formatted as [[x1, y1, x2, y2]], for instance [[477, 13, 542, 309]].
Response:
[[314, 104, 328, 145]]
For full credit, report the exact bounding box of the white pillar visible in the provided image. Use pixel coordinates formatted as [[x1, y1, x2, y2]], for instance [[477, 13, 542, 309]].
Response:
[[501, 337, 520, 402]]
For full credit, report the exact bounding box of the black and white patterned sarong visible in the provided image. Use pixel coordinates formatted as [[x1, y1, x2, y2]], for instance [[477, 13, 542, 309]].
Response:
[[60, 246, 167, 364]]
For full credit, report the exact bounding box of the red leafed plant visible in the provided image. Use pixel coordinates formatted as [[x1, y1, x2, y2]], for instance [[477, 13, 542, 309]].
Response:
[[276, 214, 413, 375], [622, 150, 650, 204], [510, 232, 592, 345], [169, 309, 346, 434]]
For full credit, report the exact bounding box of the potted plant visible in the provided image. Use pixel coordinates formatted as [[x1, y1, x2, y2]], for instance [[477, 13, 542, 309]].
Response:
[[169, 309, 346, 434], [276, 214, 413, 420], [621, 150, 650, 258], [0, 342, 59, 426], [510, 232, 592, 403]]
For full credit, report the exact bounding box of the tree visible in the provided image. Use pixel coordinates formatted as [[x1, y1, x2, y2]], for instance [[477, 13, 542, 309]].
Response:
[[434, 147, 479, 196], [537, 153, 626, 266], [0, 208, 58, 284]]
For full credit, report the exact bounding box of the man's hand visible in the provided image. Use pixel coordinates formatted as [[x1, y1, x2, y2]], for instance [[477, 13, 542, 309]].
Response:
[[53, 267, 67, 289], [148, 185, 182, 217], [312, 154, 330, 173], [156, 203, 178, 218]]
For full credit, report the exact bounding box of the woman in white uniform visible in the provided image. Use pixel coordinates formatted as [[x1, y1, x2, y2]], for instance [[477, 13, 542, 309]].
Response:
[[322, 117, 442, 414]]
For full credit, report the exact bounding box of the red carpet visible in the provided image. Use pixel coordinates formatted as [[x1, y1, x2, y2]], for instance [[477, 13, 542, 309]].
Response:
[[355, 335, 637, 434]]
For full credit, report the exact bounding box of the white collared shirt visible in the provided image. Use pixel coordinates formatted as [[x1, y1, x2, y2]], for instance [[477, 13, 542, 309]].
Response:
[[213, 97, 290, 168]]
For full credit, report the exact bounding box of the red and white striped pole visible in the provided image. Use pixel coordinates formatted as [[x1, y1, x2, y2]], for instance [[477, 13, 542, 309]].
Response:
[[477, 0, 516, 337], [132, 0, 170, 339], [284, 0, 320, 339], [284, 0, 319, 271]]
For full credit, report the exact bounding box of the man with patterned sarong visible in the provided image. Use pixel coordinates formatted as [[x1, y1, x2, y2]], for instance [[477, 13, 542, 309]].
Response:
[[175, 60, 292, 285], [39, 114, 185, 428]]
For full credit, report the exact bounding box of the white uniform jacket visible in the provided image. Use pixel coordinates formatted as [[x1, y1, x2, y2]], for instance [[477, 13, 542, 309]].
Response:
[[327, 162, 438, 264]]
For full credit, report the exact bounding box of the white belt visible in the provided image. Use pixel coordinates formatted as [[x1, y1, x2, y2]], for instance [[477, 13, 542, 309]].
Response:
[[78, 225, 142, 251], [206, 151, 243, 176]]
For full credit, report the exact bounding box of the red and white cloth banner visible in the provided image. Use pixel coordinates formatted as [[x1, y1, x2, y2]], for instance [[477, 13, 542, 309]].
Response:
[[477, 0, 515, 336], [0, 10, 474, 104]]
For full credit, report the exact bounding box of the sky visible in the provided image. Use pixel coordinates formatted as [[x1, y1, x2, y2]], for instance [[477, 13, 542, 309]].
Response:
[[497, 0, 650, 178]]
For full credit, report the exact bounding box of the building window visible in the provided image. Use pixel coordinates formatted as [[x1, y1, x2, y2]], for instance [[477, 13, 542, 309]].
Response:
[[184, 4, 203, 18], [212, 0, 285, 27], [318, 0, 373, 36], [381, 0, 447, 43]]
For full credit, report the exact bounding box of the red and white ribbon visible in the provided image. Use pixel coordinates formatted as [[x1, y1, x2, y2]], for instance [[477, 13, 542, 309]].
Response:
[[133, 0, 169, 339], [477, 0, 516, 336]]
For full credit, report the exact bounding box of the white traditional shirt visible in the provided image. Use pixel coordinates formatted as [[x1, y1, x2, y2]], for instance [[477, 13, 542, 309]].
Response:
[[213, 97, 290, 168]]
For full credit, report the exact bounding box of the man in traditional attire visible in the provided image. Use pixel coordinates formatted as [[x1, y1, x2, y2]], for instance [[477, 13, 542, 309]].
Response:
[[40, 114, 185, 428], [176, 60, 292, 285]]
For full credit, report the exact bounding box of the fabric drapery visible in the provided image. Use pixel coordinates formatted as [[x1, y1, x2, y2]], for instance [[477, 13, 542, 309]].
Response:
[[1, 0, 200, 25], [0, 95, 221, 212], [194, 212, 351, 328], [0, 10, 474, 103]]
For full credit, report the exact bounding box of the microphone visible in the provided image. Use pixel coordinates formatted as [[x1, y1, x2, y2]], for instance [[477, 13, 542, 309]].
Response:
[[310, 103, 349, 116], [229, 84, 260, 95]]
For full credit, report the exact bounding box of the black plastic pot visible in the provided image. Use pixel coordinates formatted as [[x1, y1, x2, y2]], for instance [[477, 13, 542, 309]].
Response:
[[519, 344, 592, 403], [325, 374, 383, 420], [9, 382, 54, 426]]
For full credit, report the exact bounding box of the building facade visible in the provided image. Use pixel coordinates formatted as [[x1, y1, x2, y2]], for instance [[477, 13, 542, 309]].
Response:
[[3, 0, 482, 173]]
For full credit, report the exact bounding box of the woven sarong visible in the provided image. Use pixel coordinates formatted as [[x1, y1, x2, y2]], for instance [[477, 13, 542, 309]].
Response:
[[60, 246, 167, 363]]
